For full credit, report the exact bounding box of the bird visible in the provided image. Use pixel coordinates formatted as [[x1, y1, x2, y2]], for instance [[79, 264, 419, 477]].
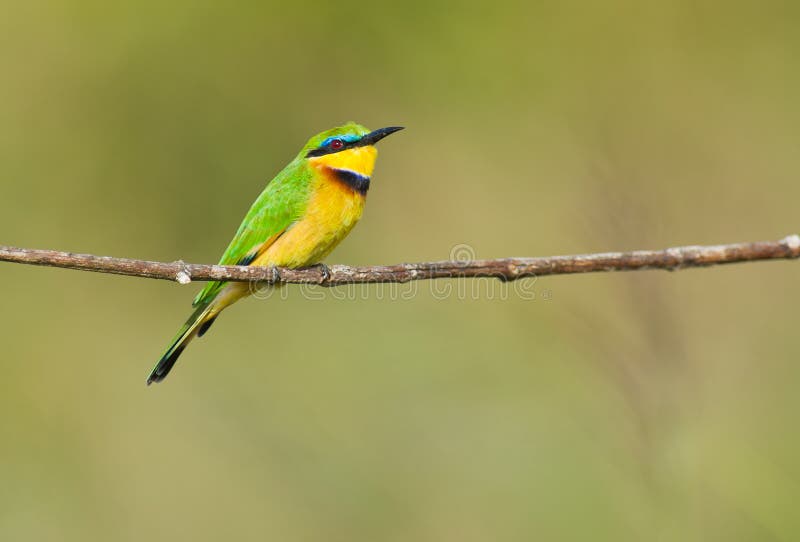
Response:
[[147, 122, 403, 385]]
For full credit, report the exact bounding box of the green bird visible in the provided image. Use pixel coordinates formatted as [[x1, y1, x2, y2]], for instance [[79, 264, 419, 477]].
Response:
[[147, 123, 403, 384]]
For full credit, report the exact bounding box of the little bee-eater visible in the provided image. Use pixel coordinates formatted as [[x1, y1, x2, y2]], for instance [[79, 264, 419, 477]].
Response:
[[147, 123, 403, 385]]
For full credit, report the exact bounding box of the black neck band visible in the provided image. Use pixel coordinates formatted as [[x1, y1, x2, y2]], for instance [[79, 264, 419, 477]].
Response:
[[331, 168, 370, 195]]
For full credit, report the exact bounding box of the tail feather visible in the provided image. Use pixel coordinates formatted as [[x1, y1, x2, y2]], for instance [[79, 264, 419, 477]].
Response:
[[147, 303, 214, 385], [196, 315, 219, 338]]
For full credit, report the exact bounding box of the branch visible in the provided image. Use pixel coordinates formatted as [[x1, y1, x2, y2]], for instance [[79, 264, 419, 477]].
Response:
[[1, 235, 799, 287]]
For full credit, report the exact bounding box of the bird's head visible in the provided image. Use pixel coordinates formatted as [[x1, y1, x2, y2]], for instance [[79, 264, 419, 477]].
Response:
[[302, 122, 403, 179]]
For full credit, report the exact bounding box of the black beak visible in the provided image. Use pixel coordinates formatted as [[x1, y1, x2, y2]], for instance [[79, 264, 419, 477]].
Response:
[[359, 126, 404, 146]]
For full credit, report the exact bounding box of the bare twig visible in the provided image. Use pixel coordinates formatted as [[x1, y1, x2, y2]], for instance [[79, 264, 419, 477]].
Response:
[[1, 235, 798, 287]]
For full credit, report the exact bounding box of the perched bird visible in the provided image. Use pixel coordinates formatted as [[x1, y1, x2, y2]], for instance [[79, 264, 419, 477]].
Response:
[[147, 123, 403, 384]]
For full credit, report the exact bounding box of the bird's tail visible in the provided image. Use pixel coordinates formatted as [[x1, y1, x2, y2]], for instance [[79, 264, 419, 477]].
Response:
[[147, 302, 216, 385]]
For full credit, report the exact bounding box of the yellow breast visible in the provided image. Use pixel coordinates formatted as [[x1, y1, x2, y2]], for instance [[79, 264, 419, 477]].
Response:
[[254, 168, 367, 268]]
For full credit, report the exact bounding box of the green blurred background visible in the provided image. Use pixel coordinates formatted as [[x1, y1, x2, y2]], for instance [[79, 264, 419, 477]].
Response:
[[1, 1, 799, 540]]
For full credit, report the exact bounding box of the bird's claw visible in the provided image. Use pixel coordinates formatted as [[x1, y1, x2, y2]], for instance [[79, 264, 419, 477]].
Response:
[[315, 263, 331, 283]]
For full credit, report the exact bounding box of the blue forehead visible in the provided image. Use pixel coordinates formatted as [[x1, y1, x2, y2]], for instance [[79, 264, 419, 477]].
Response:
[[321, 133, 361, 146]]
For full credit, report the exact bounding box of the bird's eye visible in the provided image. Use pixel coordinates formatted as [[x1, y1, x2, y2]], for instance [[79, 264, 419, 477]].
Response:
[[329, 139, 344, 150]]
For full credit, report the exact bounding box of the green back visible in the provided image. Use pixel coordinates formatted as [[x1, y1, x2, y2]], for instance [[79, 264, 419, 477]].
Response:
[[192, 159, 313, 306]]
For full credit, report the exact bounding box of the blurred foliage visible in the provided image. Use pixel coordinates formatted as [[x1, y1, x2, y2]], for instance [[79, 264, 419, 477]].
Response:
[[1, 1, 800, 540]]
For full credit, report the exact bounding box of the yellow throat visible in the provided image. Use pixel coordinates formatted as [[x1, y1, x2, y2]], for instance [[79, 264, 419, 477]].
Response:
[[308, 145, 378, 178]]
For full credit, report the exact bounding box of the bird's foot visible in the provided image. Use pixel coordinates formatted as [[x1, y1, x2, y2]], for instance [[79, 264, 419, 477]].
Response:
[[314, 263, 331, 283]]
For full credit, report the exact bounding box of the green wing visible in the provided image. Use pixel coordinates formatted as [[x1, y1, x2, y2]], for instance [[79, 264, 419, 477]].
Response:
[[193, 161, 313, 307]]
